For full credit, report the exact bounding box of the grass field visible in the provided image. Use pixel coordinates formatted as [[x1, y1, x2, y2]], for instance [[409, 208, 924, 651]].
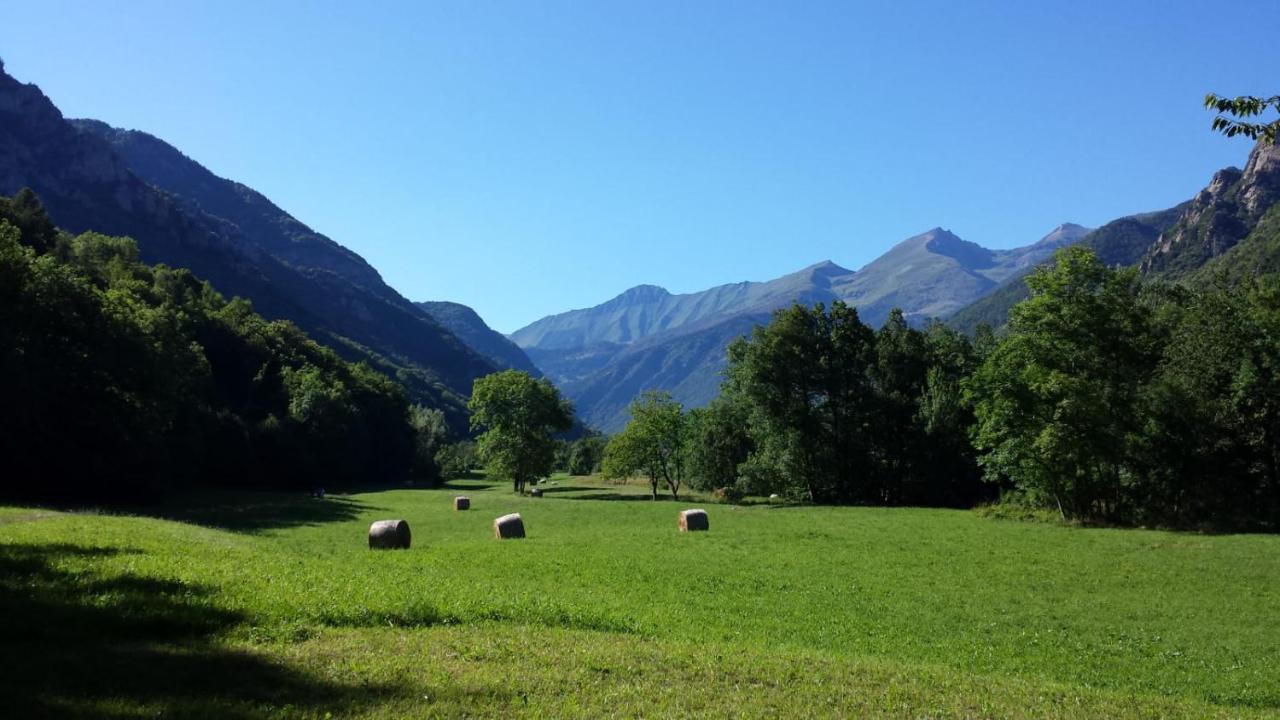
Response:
[[1, 474, 1277, 718]]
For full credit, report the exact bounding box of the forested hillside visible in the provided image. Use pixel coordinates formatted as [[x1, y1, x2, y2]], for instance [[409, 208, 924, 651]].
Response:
[[0, 61, 495, 430], [0, 191, 418, 499]]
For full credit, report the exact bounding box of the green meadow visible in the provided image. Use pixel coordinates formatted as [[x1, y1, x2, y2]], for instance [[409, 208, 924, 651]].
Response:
[[1, 475, 1276, 719]]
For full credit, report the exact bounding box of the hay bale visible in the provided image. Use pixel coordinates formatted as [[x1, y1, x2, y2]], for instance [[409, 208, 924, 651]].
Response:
[[679, 509, 709, 532], [493, 512, 525, 539], [530, 488, 543, 498], [454, 496, 471, 511], [368, 519, 411, 549]]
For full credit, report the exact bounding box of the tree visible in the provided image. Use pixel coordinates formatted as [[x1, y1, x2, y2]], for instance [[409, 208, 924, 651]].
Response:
[[435, 440, 478, 480], [408, 405, 449, 482], [684, 396, 754, 493], [727, 301, 878, 503], [469, 370, 574, 493], [568, 434, 607, 476], [1136, 279, 1280, 528], [1205, 93, 1279, 144], [602, 391, 687, 499], [966, 246, 1158, 522]]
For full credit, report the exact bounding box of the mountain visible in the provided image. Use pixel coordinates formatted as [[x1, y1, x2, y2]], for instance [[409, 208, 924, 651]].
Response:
[[947, 207, 1187, 333], [510, 261, 851, 350], [826, 224, 1091, 324], [0, 61, 495, 430], [949, 140, 1280, 334], [416, 301, 542, 376], [1143, 141, 1280, 278], [556, 314, 767, 432], [516, 225, 1086, 431], [71, 118, 386, 291]]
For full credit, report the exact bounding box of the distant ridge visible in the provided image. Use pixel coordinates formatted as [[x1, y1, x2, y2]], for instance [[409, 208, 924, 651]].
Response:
[[417, 301, 542, 377]]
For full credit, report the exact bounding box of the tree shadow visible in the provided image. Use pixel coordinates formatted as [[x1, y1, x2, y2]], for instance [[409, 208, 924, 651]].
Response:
[[147, 492, 380, 534], [0, 542, 402, 718], [443, 475, 503, 491], [541, 487, 689, 502]]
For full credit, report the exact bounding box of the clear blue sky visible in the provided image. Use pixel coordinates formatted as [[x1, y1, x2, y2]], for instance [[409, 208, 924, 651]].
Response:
[[3, 1, 1277, 331]]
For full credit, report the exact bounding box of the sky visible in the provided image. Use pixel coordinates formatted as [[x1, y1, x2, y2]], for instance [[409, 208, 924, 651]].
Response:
[[2, 1, 1278, 332]]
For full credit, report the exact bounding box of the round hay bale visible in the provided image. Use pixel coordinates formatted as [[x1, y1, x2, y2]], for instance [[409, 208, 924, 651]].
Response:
[[678, 509, 709, 532], [530, 488, 543, 498], [493, 512, 525, 539], [454, 496, 471, 511], [368, 519, 411, 549]]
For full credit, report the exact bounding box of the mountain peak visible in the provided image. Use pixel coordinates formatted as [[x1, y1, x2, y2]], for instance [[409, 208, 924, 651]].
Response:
[[617, 284, 670, 301], [804, 259, 853, 278], [1035, 222, 1092, 248]]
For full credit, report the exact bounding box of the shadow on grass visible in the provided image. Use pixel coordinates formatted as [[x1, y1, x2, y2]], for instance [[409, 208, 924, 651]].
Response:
[[0, 542, 403, 719], [150, 492, 380, 534], [443, 474, 503, 491], [539, 487, 691, 502]]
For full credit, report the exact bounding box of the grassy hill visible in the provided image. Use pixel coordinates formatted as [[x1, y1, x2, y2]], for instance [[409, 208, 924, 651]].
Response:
[[2, 479, 1276, 718]]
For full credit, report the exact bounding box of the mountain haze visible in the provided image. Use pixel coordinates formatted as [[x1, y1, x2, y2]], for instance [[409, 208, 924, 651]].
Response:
[[510, 260, 853, 350]]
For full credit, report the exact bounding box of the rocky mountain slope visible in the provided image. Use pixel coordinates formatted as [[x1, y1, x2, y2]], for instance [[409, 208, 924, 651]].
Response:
[[1143, 141, 1280, 277], [947, 207, 1187, 333], [0, 61, 495, 429], [950, 140, 1280, 334]]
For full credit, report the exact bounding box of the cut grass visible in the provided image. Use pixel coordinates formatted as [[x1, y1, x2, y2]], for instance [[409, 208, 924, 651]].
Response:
[[1, 473, 1277, 718]]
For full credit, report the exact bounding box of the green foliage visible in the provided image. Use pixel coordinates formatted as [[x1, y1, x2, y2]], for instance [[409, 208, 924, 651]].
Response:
[[967, 247, 1156, 522], [0, 188, 58, 254], [408, 405, 449, 483], [966, 246, 1280, 528], [0, 192, 418, 500], [435, 441, 478, 480], [721, 302, 985, 505], [726, 301, 878, 502], [602, 391, 688, 499], [1134, 279, 1280, 527], [1205, 92, 1280, 144], [469, 370, 574, 493], [567, 435, 607, 476], [683, 397, 754, 493]]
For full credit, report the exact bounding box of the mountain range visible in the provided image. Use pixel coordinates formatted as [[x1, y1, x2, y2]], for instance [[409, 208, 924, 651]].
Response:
[[512, 224, 1093, 431], [513, 140, 1280, 433]]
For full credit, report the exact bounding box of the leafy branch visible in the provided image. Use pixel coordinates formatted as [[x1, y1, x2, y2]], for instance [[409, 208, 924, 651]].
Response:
[[1204, 93, 1280, 144]]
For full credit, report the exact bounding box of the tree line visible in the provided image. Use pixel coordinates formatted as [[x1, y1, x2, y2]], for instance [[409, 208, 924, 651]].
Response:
[[602, 307, 986, 507], [601, 246, 1279, 530]]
